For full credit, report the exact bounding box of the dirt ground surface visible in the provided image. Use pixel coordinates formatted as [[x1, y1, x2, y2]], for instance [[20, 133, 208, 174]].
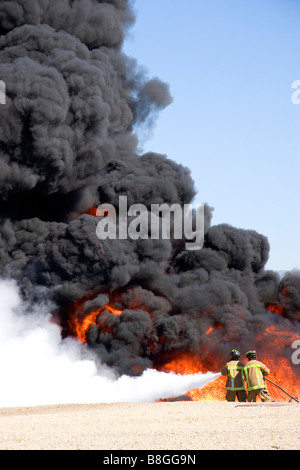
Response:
[[0, 401, 299, 450]]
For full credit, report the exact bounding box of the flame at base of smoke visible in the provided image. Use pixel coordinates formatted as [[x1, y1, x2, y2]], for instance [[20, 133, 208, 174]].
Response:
[[0, 279, 219, 408]]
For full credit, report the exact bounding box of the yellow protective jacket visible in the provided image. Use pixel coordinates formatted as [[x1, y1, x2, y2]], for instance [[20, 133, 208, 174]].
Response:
[[221, 360, 246, 391], [244, 359, 270, 391]]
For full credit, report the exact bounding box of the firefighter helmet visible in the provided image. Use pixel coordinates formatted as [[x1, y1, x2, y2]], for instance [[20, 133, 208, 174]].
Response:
[[246, 350, 257, 359], [230, 349, 241, 358]]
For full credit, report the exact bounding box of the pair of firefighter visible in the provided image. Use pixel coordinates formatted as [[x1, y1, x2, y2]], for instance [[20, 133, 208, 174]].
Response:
[[221, 350, 272, 402]]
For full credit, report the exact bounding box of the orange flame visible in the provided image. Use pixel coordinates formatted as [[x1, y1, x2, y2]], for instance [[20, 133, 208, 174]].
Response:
[[158, 323, 300, 402], [256, 325, 300, 402], [187, 376, 226, 401], [266, 303, 285, 315], [71, 309, 99, 343], [281, 287, 289, 297], [84, 206, 115, 218], [67, 288, 299, 403], [158, 352, 226, 401], [84, 206, 98, 217], [68, 294, 123, 343]]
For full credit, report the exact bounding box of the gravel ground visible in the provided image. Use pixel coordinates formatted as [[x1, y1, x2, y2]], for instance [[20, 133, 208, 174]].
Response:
[[0, 401, 299, 450]]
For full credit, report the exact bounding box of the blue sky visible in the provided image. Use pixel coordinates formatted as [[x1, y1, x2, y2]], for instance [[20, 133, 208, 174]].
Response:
[[123, 0, 300, 272]]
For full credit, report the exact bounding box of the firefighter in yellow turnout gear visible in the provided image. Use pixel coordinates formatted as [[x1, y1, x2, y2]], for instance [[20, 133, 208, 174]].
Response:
[[244, 350, 272, 402], [221, 350, 247, 402]]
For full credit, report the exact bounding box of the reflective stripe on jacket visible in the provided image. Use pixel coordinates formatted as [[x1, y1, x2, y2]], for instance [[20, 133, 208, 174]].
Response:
[[221, 360, 246, 391], [244, 360, 270, 391]]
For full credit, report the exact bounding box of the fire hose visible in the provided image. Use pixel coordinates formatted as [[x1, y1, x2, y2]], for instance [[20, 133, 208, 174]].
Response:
[[265, 378, 299, 403]]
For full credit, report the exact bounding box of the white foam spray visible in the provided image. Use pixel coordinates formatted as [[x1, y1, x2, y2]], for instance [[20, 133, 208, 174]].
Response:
[[0, 279, 220, 408]]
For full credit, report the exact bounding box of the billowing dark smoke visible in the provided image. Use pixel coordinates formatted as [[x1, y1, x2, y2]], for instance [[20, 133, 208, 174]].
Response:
[[0, 0, 299, 377]]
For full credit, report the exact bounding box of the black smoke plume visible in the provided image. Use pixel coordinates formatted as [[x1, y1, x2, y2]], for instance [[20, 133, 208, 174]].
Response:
[[0, 0, 299, 377]]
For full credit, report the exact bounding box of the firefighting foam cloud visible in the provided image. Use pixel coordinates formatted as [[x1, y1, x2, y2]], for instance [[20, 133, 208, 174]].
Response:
[[0, 0, 299, 386]]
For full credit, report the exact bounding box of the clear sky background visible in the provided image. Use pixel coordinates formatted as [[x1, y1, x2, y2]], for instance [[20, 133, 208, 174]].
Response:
[[123, 0, 300, 272]]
